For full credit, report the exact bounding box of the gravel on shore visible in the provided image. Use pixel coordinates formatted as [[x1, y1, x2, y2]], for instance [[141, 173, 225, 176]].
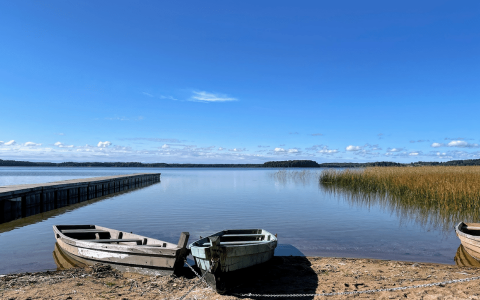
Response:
[[2, 256, 480, 300]]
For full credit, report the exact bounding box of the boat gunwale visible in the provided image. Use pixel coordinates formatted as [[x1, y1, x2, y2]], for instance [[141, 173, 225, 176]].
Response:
[[455, 222, 480, 242], [53, 225, 180, 256], [189, 229, 278, 249]]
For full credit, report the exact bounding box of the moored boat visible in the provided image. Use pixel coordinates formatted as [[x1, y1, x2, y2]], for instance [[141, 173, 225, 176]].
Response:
[[455, 222, 480, 261], [53, 225, 189, 276], [189, 229, 277, 294]]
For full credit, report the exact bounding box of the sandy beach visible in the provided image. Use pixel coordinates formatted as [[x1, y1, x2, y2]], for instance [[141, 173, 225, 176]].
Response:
[[3, 255, 480, 300]]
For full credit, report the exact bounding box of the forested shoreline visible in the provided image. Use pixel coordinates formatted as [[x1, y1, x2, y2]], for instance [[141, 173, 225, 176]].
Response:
[[2, 159, 480, 168]]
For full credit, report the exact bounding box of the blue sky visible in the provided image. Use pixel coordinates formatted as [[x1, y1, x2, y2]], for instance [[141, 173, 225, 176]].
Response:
[[1, 1, 479, 163]]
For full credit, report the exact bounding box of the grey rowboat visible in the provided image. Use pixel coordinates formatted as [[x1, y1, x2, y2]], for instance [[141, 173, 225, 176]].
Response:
[[455, 222, 480, 261], [53, 225, 189, 276], [189, 229, 277, 294]]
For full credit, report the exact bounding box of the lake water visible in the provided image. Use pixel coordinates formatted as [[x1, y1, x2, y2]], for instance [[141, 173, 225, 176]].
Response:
[[0, 167, 462, 274]]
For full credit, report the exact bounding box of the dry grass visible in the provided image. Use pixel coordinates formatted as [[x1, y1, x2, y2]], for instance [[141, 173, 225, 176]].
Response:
[[320, 166, 480, 231]]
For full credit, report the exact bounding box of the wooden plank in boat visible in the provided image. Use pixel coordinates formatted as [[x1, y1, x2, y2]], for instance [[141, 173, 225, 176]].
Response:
[[464, 223, 480, 230], [222, 234, 264, 237], [62, 229, 109, 234], [203, 241, 269, 246], [81, 239, 142, 243]]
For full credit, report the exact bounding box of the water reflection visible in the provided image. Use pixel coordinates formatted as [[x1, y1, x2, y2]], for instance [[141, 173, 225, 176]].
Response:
[[455, 244, 480, 267], [271, 170, 320, 186], [0, 185, 150, 235], [52, 242, 87, 270], [320, 182, 480, 233]]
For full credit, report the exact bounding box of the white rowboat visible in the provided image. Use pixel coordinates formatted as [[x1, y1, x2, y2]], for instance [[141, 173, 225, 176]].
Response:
[[53, 225, 189, 276]]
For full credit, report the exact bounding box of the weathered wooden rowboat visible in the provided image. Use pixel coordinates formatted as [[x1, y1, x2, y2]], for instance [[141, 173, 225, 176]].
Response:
[[53, 225, 189, 276], [455, 222, 480, 261], [189, 229, 277, 294]]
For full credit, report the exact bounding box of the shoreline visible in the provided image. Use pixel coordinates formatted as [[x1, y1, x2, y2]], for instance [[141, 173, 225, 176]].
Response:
[[3, 255, 480, 299]]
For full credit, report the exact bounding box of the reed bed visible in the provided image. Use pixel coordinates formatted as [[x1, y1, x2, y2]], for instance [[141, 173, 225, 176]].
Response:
[[320, 166, 480, 231]]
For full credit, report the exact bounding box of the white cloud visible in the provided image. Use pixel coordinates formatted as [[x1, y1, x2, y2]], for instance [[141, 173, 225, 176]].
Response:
[[191, 91, 237, 102], [387, 148, 405, 152], [409, 152, 419, 156], [218, 147, 225, 151], [447, 140, 467, 147], [447, 140, 479, 148], [318, 147, 339, 154], [346, 145, 361, 151], [97, 141, 112, 148], [161, 144, 170, 149], [142, 92, 154, 97], [288, 149, 299, 153], [4, 140, 16, 146], [24, 142, 41, 147], [274, 148, 285, 152], [431, 143, 443, 148], [54, 142, 74, 148]]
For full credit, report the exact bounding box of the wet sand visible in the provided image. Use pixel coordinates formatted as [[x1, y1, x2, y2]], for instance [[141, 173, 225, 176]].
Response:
[[3, 254, 480, 300]]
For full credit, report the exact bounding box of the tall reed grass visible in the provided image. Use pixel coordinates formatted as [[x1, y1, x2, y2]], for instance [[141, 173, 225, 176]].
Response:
[[320, 166, 480, 231]]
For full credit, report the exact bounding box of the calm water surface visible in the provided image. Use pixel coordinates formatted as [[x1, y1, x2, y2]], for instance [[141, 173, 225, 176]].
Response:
[[0, 167, 461, 274]]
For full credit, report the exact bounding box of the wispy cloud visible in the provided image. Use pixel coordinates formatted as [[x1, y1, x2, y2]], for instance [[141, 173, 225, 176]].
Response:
[[431, 140, 479, 148], [447, 140, 479, 148], [311, 133, 323, 136], [190, 91, 237, 102], [410, 139, 428, 143], [159, 95, 178, 101], [105, 116, 144, 121], [142, 92, 154, 97], [289, 132, 299, 135], [229, 148, 246, 152], [120, 138, 183, 143], [24, 142, 42, 147]]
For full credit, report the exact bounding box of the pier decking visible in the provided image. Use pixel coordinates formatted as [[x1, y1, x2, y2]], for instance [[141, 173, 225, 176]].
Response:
[[0, 173, 160, 224]]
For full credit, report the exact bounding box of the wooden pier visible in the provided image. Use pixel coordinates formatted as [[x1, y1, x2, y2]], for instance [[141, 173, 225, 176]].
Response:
[[0, 173, 160, 224]]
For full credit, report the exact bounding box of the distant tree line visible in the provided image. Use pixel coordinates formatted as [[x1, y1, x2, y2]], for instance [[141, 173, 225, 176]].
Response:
[[2, 158, 480, 168]]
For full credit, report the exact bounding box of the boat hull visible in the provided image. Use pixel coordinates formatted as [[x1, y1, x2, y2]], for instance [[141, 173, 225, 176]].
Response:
[[455, 222, 480, 261], [53, 225, 189, 276]]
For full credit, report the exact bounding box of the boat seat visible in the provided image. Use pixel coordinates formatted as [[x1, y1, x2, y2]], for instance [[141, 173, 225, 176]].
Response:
[[222, 234, 264, 237], [203, 241, 270, 246], [464, 225, 480, 230], [62, 229, 110, 234], [81, 239, 143, 243]]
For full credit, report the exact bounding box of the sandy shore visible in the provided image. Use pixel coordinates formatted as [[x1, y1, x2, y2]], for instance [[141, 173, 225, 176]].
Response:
[[2, 256, 480, 300]]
